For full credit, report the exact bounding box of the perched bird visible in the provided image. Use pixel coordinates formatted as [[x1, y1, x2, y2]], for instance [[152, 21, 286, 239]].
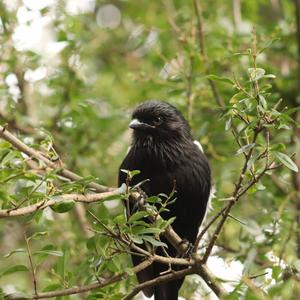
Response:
[[119, 101, 211, 300]]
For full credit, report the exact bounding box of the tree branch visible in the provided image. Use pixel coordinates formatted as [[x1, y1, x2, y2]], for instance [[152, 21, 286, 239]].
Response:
[[0, 190, 120, 218], [24, 232, 38, 297], [6, 258, 154, 300], [0, 125, 112, 193], [127, 193, 226, 297], [293, 0, 300, 259], [0, 110, 35, 135], [123, 266, 196, 300], [193, 0, 225, 107], [200, 125, 278, 262], [0, 122, 225, 299]]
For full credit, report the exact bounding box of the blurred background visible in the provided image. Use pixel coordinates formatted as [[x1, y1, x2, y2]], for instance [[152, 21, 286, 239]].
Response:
[[0, 0, 300, 299]]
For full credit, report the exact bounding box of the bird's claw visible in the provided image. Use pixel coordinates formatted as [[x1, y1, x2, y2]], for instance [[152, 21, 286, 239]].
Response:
[[178, 239, 194, 258], [136, 187, 148, 203], [132, 187, 148, 212]]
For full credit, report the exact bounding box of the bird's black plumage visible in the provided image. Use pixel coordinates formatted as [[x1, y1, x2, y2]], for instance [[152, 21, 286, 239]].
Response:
[[118, 101, 211, 300]]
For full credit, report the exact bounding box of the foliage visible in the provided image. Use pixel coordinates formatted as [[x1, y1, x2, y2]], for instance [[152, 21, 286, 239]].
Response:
[[0, 0, 299, 299]]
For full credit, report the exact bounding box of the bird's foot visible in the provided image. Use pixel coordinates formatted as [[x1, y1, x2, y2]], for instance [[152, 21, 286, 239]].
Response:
[[178, 239, 194, 258], [135, 187, 148, 203], [131, 187, 148, 212]]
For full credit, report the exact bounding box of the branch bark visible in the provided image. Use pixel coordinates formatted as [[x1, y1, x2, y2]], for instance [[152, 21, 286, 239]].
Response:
[[0, 125, 112, 193], [0, 190, 119, 218], [0, 118, 225, 299], [123, 266, 196, 300], [293, 0, 300, 258], [6, 258, 154, 300], [193, 0, 225, 107]]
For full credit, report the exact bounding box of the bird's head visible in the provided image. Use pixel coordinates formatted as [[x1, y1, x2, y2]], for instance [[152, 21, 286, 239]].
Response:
[[129, 101, 192, 141]]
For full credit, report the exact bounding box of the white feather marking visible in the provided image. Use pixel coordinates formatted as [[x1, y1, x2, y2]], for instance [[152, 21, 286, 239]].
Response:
[[193, 140, 203, 153], [207, 185, 216, 212]]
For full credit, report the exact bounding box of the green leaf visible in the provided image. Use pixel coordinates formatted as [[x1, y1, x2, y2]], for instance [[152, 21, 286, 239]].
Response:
[[34, 250, 63, 257], [50, 199, 75, 213], [42, 284, 62, 292], [128, 211, 149, 223], [146, 196, 162, 203], [103, 194, 122, 201], [160, 216, 176, 229], [205, 74, 234, 85], [284, 107, 300, 115], [272, 265, 282, 280], [275, 152, 298, 172], [86, 236, 97, 251], [128, 234, 143, 244], [142, 235, 167, 247], [248, 68, 265, 82], [124, 267, 134, 276], [258, 94, 267, 109], [137, 227, 162, 235], [1, 265, 29, 277], [236, 143, 256, 155], [225, 117, 232, 131], [270, 143, 286, 152], [120, 169, 140, 179], [3, 248, 26, 258], [259, 37, 280, 53], [263, 74, 276, 79], [133, 179, 150, 189], [28, 231, 48, 241], [229, 92, 245, 104]]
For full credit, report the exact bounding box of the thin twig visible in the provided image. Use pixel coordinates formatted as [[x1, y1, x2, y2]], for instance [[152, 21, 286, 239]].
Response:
[[6, 258, 154, 300], [0, 110, 36, 135], [186, 55, 195, 122], [123, 267, 196, 300], [24, 231, 38, 296], [202, 127, 262, 262], [193, 206, 227, 252], [0, 125, 112, 193], [0, 190, 120, 218], [193, 0, 225, 107], [292, 0, 300, 259]]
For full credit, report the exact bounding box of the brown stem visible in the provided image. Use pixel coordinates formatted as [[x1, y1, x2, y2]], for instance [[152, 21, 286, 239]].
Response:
[[293, 0, 300, 259], [193, 0, 225, 107], [202, 128, 261, 262], [186, 55, 195, 122], [6, 258, 154, 300], [123, 267, 196, 300], [193, 206, 227, 252], [0, 190, 119, 218], [0, 125, 112, 193], [24, 232, 38, 296], [232, 0, 242, 28]]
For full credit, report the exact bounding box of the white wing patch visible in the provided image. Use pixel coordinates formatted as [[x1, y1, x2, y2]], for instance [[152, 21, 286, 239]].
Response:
[[207, 184, 216, 211], [193, 140, 203, 153], [193, 140, 216, 212]]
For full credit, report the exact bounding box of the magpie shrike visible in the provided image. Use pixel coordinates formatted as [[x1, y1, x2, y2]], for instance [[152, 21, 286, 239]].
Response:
[[119, 101, 211, 300]]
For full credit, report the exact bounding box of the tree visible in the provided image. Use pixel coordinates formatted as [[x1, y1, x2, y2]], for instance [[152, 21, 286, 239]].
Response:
[[0, 1, 299, 299]]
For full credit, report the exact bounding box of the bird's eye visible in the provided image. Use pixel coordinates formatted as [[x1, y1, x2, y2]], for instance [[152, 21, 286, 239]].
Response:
[[152, 116, 162, 125]]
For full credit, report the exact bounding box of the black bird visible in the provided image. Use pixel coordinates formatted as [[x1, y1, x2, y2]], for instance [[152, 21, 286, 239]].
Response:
[[119, 101, 211, 300]]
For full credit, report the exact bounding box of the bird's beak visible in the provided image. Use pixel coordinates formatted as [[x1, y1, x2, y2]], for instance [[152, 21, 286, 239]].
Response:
[[129, 119, 142, 129], [129, 119, 154, 130]]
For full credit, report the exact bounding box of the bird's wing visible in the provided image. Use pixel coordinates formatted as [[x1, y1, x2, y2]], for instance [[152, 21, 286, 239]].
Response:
[[126, 145, 131, 154]]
